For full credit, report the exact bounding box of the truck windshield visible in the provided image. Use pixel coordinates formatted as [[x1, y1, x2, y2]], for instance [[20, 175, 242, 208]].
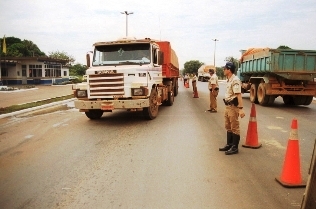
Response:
[[92, 43, 151, 66]]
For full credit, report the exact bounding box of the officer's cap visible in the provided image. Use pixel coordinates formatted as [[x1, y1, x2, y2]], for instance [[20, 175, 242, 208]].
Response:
[[224, 62, 236, 70]]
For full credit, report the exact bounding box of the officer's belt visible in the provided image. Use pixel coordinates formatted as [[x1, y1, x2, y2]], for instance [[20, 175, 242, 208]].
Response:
[[223, 97, 238, 106]]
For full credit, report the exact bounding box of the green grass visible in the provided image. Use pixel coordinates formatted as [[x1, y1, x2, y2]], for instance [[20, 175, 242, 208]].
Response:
[[0, 94, 74, 114]]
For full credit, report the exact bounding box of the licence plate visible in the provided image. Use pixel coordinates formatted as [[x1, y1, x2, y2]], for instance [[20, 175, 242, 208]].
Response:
[[101, 102, 114, 110]]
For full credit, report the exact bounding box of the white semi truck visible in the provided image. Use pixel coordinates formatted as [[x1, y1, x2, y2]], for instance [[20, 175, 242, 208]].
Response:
[[198, 65, 215, 82], [72, 37, 179, 119]]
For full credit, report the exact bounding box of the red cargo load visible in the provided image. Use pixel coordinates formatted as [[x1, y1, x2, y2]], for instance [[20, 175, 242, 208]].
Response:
[[156, 41, 179, 78]]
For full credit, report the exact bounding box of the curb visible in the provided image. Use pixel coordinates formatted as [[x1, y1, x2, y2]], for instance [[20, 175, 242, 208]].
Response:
[[0, 98, 76, 119]]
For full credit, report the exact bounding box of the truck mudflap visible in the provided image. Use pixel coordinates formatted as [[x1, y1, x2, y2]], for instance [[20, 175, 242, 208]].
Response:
[[74, 99, 149, 110]]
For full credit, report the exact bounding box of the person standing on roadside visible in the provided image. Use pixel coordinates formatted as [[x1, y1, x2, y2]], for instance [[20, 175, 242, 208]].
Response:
[[192, 73, 197, 93], [219, 62, 245, 155], [184, 74, 188, 86], [208, 69, 219, 112]]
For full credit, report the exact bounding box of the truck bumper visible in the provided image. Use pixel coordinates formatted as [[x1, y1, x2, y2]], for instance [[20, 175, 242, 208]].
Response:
[[74, 99, 149, 110]]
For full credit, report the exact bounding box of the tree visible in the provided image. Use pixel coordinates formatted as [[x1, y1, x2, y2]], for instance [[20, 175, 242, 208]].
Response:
[[0, 36, 46, 57], [48, 50, 75, 64], [277, 45, 291, 49], [216, 67, 224, 79], [225, 56, 240, 68], [22, 40, 45, 56], [69, 64, 87, 76], [224, 56, 240, 75], [6, 43, 25, 57], [183, 60, 204, 75]]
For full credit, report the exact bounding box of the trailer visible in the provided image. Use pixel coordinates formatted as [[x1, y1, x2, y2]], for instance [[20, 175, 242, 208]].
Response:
[[72, 37, 179, 119], [238, 48, 316, 106]]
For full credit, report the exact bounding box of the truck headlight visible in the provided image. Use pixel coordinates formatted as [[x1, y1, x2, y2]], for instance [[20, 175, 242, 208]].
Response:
[[77, 90, 87, 98], [132, 88, 144, 96]]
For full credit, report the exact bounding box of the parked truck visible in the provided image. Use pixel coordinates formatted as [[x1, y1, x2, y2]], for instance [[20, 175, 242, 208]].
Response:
[[238, 48, 316, 106], [72, 37, 179, 120], [198, 65, 215, 82]]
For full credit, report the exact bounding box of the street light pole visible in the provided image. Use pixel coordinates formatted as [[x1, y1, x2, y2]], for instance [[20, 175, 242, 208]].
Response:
[[121, 11, 133, 37], [212, 39, 219, 67]]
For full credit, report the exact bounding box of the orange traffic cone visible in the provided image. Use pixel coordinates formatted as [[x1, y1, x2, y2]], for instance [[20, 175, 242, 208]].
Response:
[[193, 89, 199, 98], [275, 119, 306, 188], [242, 103, 262, 149]]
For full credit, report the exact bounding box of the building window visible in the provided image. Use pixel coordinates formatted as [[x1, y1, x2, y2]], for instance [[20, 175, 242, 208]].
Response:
[[29, 64, 42, 77], [45, 69, 51, 77], [22, 65, 27, 76], [44, 64, 61, 77], [1, 68, 8, 77]]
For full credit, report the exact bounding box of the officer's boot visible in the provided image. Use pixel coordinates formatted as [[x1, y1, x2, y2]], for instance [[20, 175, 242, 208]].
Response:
[[225, 133, 240, 155], [219, 132, 233, 151]]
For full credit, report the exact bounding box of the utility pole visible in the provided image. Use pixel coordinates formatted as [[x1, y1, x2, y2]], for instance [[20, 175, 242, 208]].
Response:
[[0, 42, 2, 81], [212, 39, 219, 67], [120, 11, 133, 37]]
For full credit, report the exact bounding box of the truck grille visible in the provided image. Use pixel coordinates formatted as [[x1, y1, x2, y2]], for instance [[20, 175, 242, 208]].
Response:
[[88, 73, 124, 98]]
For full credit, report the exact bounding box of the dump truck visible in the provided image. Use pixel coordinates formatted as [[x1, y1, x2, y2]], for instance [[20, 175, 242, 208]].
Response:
[[198, 65, 215, 82], [72, 37, 179, 120], [238, 48, 316, 106]]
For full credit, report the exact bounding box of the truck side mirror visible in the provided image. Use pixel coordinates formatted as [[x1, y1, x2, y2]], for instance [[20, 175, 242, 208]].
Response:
[[86, 53, 91, 68], [158, 51, 164, 65]]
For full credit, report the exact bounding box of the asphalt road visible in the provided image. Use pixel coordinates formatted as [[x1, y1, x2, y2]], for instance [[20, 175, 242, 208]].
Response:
[[0, 80, 315, 209]]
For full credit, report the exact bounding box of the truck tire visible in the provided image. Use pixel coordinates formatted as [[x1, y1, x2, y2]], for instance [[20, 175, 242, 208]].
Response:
[[268, 96, 275, 105], [174, 79, 178, 96], [303, 96, 313, 105], [143, 88, 159, 120], [257, 83, 270, 106], [85, 109, 103, 120], [293, 96, 307, 105], [250, 84, 259, 104], [166, 91, 174, 106], [283, 95, 294, 105]]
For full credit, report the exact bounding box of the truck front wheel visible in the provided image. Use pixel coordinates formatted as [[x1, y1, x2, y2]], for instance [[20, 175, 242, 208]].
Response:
[[166, 91, 174, 106], [85, 109, 103, 120], [143, 88, 159, 120]]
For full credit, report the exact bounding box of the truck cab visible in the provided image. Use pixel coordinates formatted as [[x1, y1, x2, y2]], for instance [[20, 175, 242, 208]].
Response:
[[73, 37, 179, 120]]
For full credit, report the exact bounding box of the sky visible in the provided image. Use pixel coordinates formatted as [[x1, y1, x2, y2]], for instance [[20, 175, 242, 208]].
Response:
[[1, 0, 316, 69]]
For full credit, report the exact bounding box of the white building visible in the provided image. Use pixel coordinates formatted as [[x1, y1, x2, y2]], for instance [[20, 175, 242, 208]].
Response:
[[0, 57, 69, 85]]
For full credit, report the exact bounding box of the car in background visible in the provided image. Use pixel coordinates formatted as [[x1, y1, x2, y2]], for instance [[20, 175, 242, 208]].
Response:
[[69, 76, 79, 81]]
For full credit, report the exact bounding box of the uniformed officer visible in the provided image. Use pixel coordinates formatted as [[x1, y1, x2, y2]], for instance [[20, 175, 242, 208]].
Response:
[[208, 69, 219, 112], [192, 73, 197, 93], [219, 62, 245, 155]]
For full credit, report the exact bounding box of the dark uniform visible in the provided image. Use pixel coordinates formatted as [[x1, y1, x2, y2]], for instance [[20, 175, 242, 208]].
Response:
[[219, 62, 244, 155]]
